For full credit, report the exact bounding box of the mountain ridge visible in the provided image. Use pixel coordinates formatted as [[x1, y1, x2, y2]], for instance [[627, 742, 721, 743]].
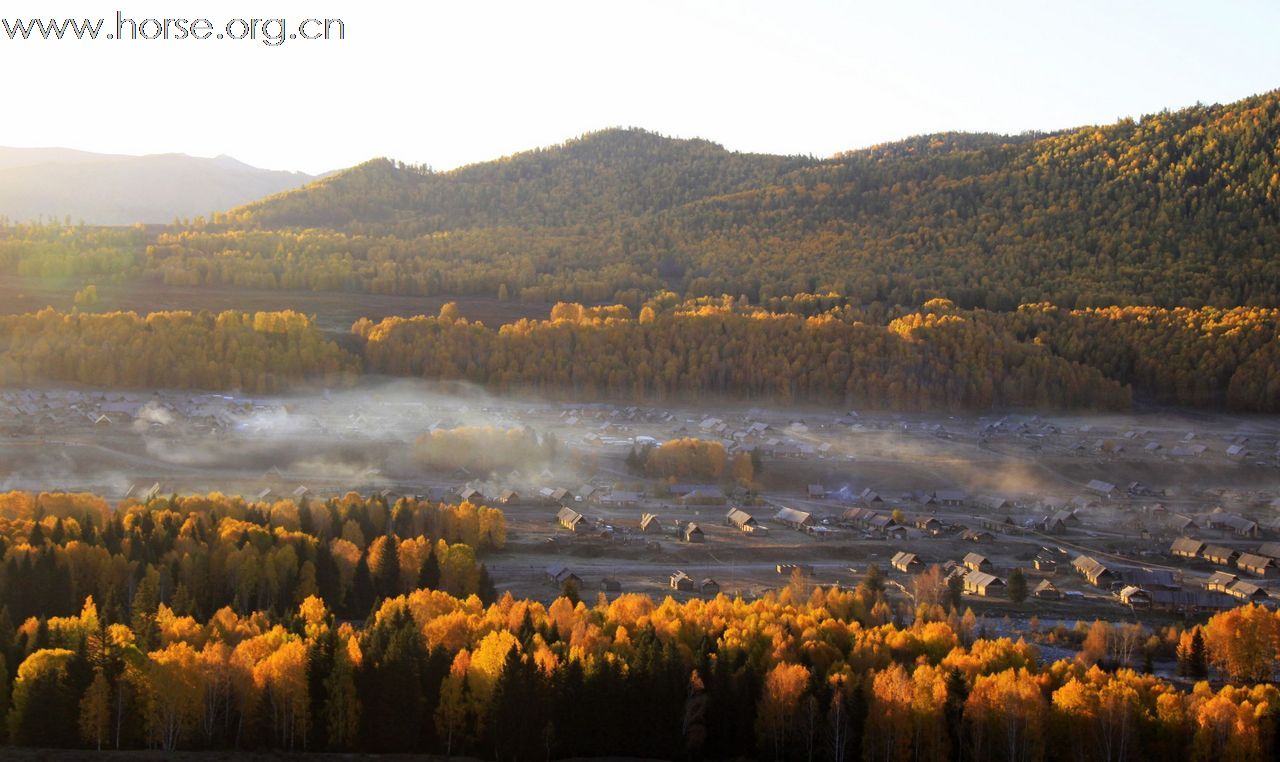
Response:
[[9, 90, 1280, 310], [0, 148, 318, 225], [195, 90, 1280, 308], [226, 127, 818, 232]]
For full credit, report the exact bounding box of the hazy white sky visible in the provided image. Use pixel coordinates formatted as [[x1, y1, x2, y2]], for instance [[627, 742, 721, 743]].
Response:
[[2, 0, 1277, 174]]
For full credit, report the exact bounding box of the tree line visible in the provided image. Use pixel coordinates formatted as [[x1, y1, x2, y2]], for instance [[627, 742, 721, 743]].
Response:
[[1010, 303, 1280, 410], [3, 299, 1278, 411], [0, 308, 358, 393], [0, 223, 146, 282], [356, 300, 1133, 410], [0, 490, 504, 628]]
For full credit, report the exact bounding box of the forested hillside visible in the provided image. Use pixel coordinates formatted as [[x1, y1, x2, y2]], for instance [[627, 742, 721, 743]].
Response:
[[18, 94, 1273, 308], [223, 129, 816, 232], [159, 90, 1280, 309]]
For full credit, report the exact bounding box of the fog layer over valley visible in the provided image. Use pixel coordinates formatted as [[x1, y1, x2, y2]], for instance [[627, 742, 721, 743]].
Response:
[[5, 378, 1280, 609], [1, 381, 578, 498], [4, 379, 1277, 506]]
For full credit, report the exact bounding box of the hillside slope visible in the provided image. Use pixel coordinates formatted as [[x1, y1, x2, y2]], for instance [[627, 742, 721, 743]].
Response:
[[228, 128, 816, 232], [205, 91, 1280, 308], [8, 92, 1280, 309]]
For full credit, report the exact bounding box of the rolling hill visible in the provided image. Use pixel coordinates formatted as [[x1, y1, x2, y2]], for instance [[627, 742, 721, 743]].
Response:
[[205, 90, 1280, 309], [226, 129, 817, 232]]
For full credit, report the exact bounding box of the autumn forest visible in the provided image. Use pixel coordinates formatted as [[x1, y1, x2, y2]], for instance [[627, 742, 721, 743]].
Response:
[[0, 490, 1274, 760], [1, 298, 1278, 411], [3, 92, 1280, 412], [2, 82, 1280, 762]]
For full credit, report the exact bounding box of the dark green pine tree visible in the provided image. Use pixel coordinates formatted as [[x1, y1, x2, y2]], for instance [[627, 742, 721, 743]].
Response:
[[946, 574, 964, 612], [315, 541, 342, 608], [298, 499, 316, 537], [417, 646, 452, 750], [306, 626, 337, 750], [11, 663, 77, 747], [551, 658, 585, 758], [392, 504, 415, 539], [489, 646, 550, 761], [0, 607, 14, 678], [561, 577, 581, 606], [862, 563, 885, 596], [371, 537, 400, 600], [517, 608, 536, 645], [477, 563, 497, 606], [417, 549, 440, 591], [1189, 628, 1209, 679], [358, 609, 426, 752], [1007, 568, 1028, 603], [0, 653, 9, 744], [102, 515, 123, 555], [705, 649, 761, 759], [350, 557, 375, 619], [944, 667, 967, 761]]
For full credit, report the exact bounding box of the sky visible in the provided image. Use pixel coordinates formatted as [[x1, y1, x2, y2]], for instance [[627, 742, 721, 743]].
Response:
[[1, 0, 1278, 174]]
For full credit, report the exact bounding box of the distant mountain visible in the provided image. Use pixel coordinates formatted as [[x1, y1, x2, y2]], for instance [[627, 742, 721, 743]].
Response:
[[0, 149, 318, 224], [0, 146, 133, 171]]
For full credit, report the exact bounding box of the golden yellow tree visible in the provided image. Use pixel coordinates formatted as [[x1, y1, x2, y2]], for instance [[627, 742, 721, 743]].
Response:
[[147, 641, 203, 750], [756, 661, 811, 759], [1202, 604, 1280, 682], [78, 667, 112, 750]]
